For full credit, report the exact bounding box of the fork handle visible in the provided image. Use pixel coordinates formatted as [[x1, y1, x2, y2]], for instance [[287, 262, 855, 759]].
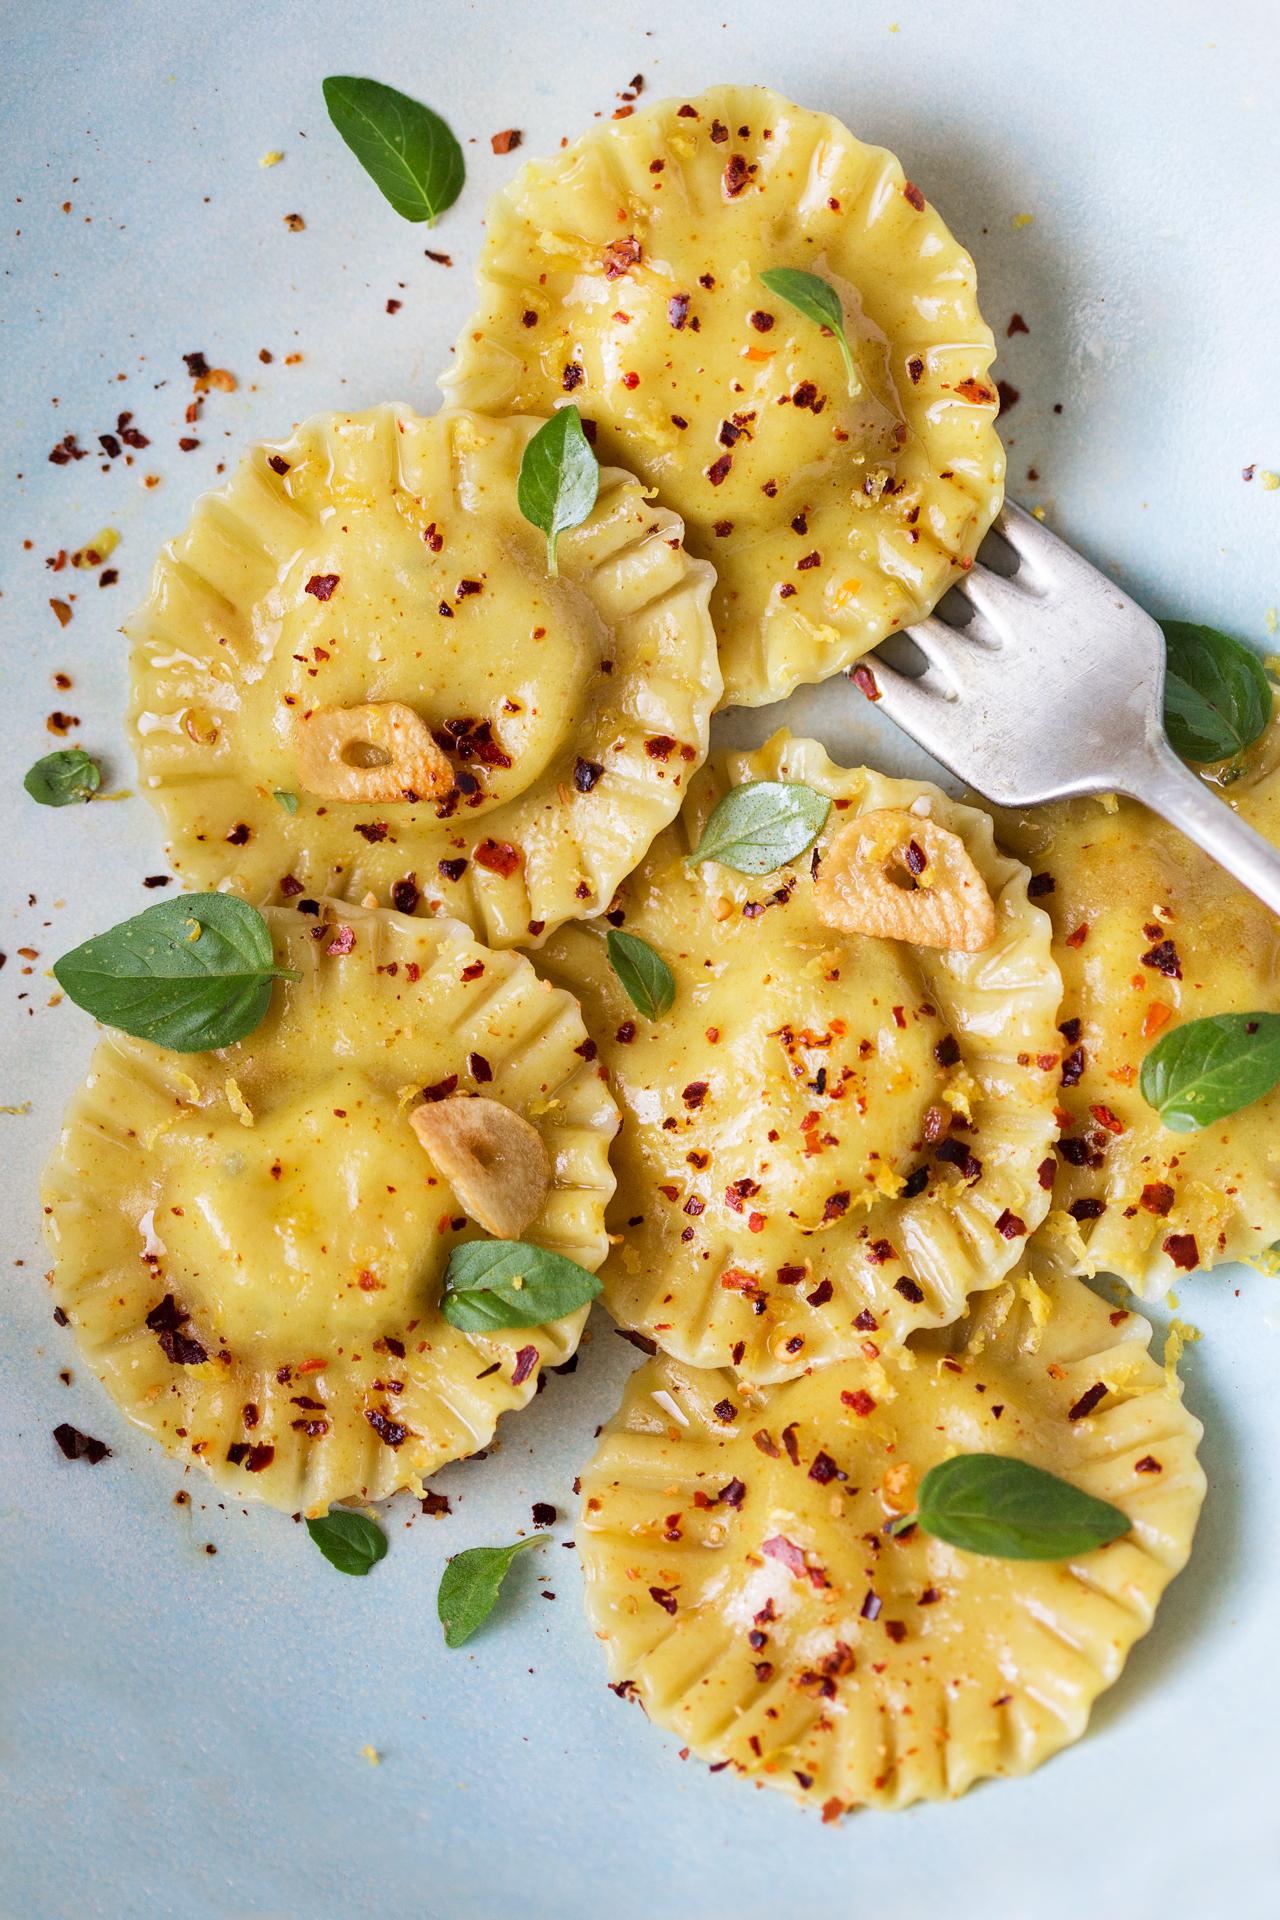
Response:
[[1122, 737, 1280, 919]]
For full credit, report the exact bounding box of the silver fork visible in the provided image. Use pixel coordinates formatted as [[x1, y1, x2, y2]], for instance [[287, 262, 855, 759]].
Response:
[[855, 501, 1280, 918]]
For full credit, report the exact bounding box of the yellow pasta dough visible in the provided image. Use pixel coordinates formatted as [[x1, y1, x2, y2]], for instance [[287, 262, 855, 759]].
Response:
[[127, 405, 720, 947], [541, 733, 1062, 1381], [998, 733, 1280, 1295], [41, 901, 618, 1512], [444, 83, 1004, 706], [578, 1273, 1204, 1813]]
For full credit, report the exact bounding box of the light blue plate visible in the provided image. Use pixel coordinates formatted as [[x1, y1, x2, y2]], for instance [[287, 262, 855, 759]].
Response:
[[3, 4, 1279, 1916]]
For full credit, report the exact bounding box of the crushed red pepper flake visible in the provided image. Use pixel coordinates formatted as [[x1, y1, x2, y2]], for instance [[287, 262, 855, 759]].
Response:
[[1163, 1232, 1199, 1271], [53, 1423, 111, 1464], [490, 128, 522, 154]]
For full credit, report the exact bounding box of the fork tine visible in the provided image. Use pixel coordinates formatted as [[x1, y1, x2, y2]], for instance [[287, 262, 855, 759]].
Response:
[[903, 614, 986, 681], [954, 564, 1027, 632], [994, 500, 1076, 566], [854, 653, 955, 724]]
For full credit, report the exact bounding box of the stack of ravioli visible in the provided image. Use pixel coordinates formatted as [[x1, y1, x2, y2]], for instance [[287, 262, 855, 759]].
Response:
[[52, 83, 1280, 1816]]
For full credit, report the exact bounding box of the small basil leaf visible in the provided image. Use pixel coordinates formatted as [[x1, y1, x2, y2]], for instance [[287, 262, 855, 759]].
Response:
[[1139, 1010, 1280, 1132], [1160, 620, 1271, 763], [911, 1454, 1131, 1560], [306, 1508, 388, 1576], [53, 893, 300, 1052], [758, 268, 859, 394], [606, 929, 675, 1019], [24, 748, 101, 807], [322, 75, 464, 225], [515, 407, 599, 575], [273, 790, 299, 814], [438, 1538, 539, 1647], [441, 1239, 601, 1331], [687, 780, 831, 875]]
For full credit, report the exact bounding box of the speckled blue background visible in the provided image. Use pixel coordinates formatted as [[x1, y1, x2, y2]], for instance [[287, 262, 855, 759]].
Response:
[[3, 3, 1279, 1916]]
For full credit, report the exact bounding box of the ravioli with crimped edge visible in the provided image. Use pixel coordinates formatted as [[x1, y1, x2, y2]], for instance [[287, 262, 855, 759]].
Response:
[[444, 83, 1004, 707], [540, 732, 1062, 1381], [997, 725, 1280, 1297], [127, 404, 719, 948], [578, 1271, 1204, 1813], [40, 900, 618, 1512]]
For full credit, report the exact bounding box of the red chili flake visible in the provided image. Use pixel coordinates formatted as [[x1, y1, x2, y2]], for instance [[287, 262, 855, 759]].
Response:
[[935, 1139, 982, 1182], [806, 1278, 834, 1308], [225, 822, 251, 846], [1067, 1382, 1107, 1422], [649, 1586, 678, 1615], [474, 839, 521, 877], [796, 550, 821, 571], [722, 154, 751, 197], [1163, 1232, 1200, 1272], [706, 452, 733, 486], [777, 1264, 806, 1286], [1068, 1198, 1106, 1221], [762, 1535, 808, 1576], [325, 925, 355, 956], [573, 757, 604, 792], [1007, 313, 1030, 336], [903, 181, 925, 211], [792, 382, 822, 412], [667, 292, 691, 329], [511, 1344, 539, 1386], [562, 362, 584, 392], [752, 1429, 781, 1458], [420, 1074, 459, 1103], [53, 1423, 111, 1464], [145, 1294, 208, 1366], [712, 1398, 738, 1424], [997, 380, 1020, 411], [604, 234, 642, 279], [954, 378, 996, 404], [1139, 1181, 1175, 1216], [851, 663, 880, 702], [906, 355, 925, 385], [994, 1209, 1027, 1239], [353, 822, 388, 844], [615, 1020, 636, 1044], [934, 1033, 961, 1068], [682, 1081, 709, 1110], [491, 128, 522, 153], [438, 857, 468, 882], [1027, 871, 1055, 897], [389, 877, 420, 915], [365, 1408, 411, 1448], [841, 1389, 876, 1417], [860, 1588, 882, 1621], [894, 1276, 925, 1304], [531, 1502, 557, 1528], [808, 1450, 843, 1485], [883, 1620, 908, 1644], [467, 1051, 493, 1084], [1141, 938, 1182, 980], [304, 573, 339, 601], [1064, 923, 1089, 949], [422, 1490, 452, 1516], [1134, 1455, 1163, 1474], [267, 454, 290, 476], [226, 1442, 276, 1472], [821, 1191, 850, 1223], [1061, 1045, 1086, 1087]]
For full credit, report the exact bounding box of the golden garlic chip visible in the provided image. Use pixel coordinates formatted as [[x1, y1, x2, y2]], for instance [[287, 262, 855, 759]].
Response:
[[578, 1274, 1204, 1813], [41, 901, 618, 1511], [541, 733, 1062, 1381], [814, 809, 997, 952], [410, 1094, 551, 1240], [127, 405, 720, 947], [444, 83, 1004, 706], [998, 727, 1280, 1295]]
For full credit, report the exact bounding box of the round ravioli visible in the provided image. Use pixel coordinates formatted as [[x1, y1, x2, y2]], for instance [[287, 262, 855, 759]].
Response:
[[540, 733, 1062, 1381], [40, 901, 618, 1512], [443, 83, 1004, 707], [997, 740, 1280, 1296], [578, 1273, 1204, 1813], [127, 404, 720, 948]]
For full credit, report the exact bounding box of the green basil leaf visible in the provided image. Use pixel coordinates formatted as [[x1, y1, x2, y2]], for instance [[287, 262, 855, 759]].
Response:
[[606, 929, 675, 1019], [24, 748, 101, 807], [1139, 1010, 1280, 1132], [273, 790, 299, 814], [1160, 620, 1271, 763], [515, 407, 599, 575], [906, 1454, 1131, 1560], [758, 268, 860, 394], [438, 1538, 539, 1648], [687, 780, 831, 875], [52, 893, 301, 1052], [306, 1508, 388, 1576], [440, 1239, 601, 1331], [322, 75, 464, 225]]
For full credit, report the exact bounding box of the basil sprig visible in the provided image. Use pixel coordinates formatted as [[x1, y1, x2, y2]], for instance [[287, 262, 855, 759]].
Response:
[[438, 1538, 539, 1647], [606, 929, 674, 1019], [440, 1239, 601, 1331], [758, 268, 860, 394], [892, 1454, 1131, 1560], [25, 748, 101, 807], [1160, 620, 1271, 763], [687, 780, 831, 875], [306, 1508, 388, 1576], [53, 894, 300, 1052], [1140, 1010, 1280, 1132], [322, 76, 464, 224], [516, 407, 599, 575]]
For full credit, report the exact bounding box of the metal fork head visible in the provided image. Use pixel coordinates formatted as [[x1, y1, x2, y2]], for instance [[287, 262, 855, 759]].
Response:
[[858, 502, 1168, 809]]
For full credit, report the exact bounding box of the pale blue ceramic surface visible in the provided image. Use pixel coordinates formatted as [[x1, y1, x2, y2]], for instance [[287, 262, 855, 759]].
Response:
[[3, 3, 1279, 1916]]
